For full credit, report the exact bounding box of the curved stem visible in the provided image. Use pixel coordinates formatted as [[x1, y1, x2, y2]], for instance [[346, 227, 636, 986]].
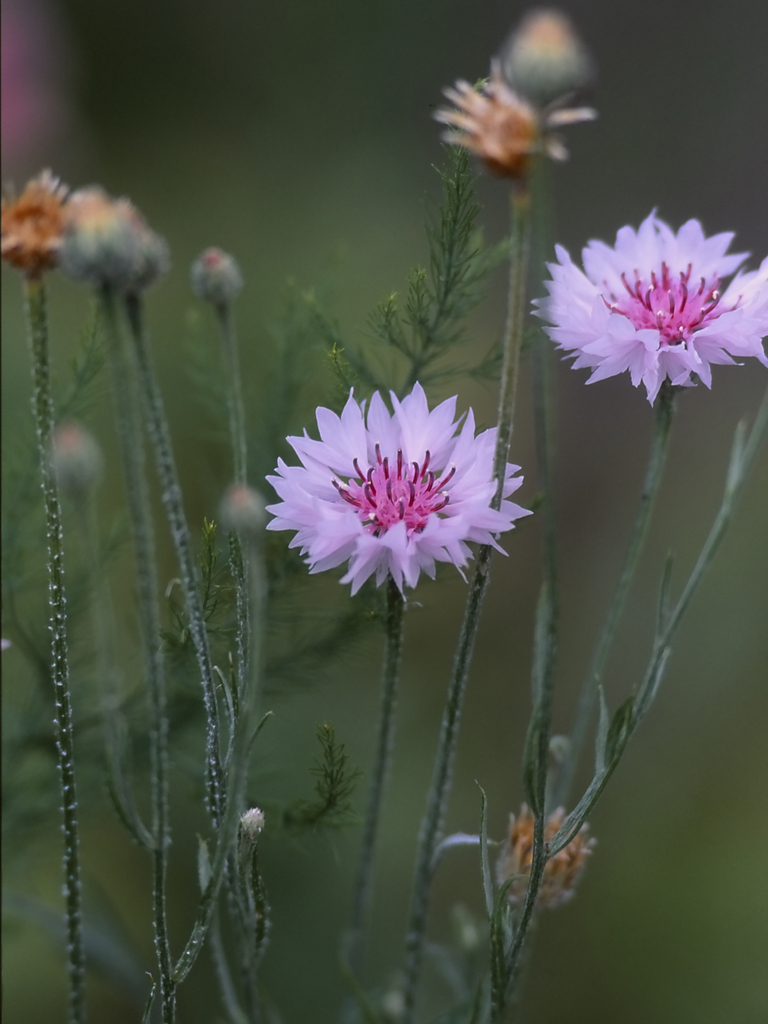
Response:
[[123, 293, 224, 825], [400, 187, 532, 1023], [100, 288, 175, 1021], [552, 383, 676, 809], [345, 577, 406, 981], [24, 278, 86, 1024]]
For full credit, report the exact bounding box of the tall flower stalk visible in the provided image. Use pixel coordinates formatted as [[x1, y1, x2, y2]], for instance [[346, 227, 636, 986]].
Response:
[[552, 382, 676, 808], [100, 287, 175, 1021], [124, 293, 225, 825], [217, 299, 248, 489], [400, 186, 532, 1021], [345, 576, 406, 980], [24, 278, 86, 1024]]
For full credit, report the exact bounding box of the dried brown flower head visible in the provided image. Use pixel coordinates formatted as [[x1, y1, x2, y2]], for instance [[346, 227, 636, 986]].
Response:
[[1, 170, 68, 278], [435, 60, 596, 179], [496, 804, 595, 909]]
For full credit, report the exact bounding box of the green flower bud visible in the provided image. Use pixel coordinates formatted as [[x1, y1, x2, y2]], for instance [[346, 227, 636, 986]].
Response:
[[500, 9, 593, 107], [220, 484, 266, 540], [60, 187, 168, 293], [51, 421, 103, 496], [190, 247, 243, 306]]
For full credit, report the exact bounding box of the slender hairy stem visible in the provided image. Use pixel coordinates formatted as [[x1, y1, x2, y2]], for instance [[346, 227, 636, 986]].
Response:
[[528, 159, 561, 831], [215, 295, 252, 752], [346, 577, 406, 981], [491, 190, 531, 503], [633, 385, 768, 727], [498, 384, 678, 1010], [552, 383, 676, 808], [210, 907, 248, 1024], [232, 528, 268, 1022], [400, 187, 532, 1023], [123, 293, 224, 824], [24, 278, 86, 1024], [543, 388, 768, 865], [215, 302, 248, 487], [100, 288, 175, 1021], [529, 160, 559, 814], [75, 484, 153, 850]]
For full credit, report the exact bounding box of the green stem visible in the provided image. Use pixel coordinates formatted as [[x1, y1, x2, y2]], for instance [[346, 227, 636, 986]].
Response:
[[633, 385, 768, 728], [529, 160, 559, 818], [100, 288, 175, 1021], [499, 383, 677, 1013], [215, 303, 248, 488], [552, 382, 676, 809], [400, 187, 532, 1023], [214, 296, 252, 758], [75, 486, 153, 851], [123, 293, 225, 825], [23, 278, 86, 1024], [345, 577, 406, 981]]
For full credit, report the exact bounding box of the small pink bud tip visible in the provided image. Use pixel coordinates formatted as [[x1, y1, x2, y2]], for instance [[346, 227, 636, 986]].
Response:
[[191, 247, 243, 306]]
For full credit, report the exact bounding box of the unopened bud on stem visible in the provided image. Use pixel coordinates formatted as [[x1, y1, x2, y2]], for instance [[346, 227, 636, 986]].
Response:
[[52, 421, 103, 496], [190, 247, 243, 307], [500, 8, 593, 107], [238, 807, 265, 865], [220, 484, 266, 541]]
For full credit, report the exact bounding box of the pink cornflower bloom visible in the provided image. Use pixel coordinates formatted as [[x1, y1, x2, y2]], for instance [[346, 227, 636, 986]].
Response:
[[266, 384, 530, 594], [535, 212, 768, 403]]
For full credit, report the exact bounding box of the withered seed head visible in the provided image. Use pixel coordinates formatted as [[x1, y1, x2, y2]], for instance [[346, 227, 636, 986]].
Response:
[[435, 60, 596, 179], [1, 170, 68, 278]]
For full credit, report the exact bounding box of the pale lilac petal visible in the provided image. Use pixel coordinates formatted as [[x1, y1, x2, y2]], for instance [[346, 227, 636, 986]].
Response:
[[536, 212, 768, 402], [266, 385, 530, 593]]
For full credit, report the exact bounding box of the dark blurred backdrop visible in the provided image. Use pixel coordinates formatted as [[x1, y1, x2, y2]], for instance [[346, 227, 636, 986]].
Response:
[[3, 0, 767, 1021]]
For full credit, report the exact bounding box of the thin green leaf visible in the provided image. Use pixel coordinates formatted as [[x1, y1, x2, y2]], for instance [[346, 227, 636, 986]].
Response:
[[490, 879, 514, 1015], [478, 785, 494, 920], [594, 685, 610, 776], [655, 552, 675, 640], [338, 958, 382, 1024], [141, 979, 156, 1024], [605, 696, 634, 766], [197, 836, 212, 893]]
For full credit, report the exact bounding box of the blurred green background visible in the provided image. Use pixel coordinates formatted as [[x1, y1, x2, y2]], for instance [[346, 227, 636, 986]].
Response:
[[3, 0, 767, 1021]]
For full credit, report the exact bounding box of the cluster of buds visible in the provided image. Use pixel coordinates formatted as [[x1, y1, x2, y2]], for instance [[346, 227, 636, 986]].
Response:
[[60, 187, 168, 293], [496, 804, 595, 909], [1, 169, 168, 293], [436, 9, 595, 180]]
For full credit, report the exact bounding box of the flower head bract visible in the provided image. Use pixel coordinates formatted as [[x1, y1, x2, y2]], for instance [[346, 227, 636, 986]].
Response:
[[435, 59, 596, 179], [535, 212, 768, 403], [266, 384, 530, 594]]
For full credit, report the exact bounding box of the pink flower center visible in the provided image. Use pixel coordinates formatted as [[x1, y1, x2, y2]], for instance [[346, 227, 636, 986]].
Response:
[[602, 262, 730, 345], [333, 446, 454, 537]]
